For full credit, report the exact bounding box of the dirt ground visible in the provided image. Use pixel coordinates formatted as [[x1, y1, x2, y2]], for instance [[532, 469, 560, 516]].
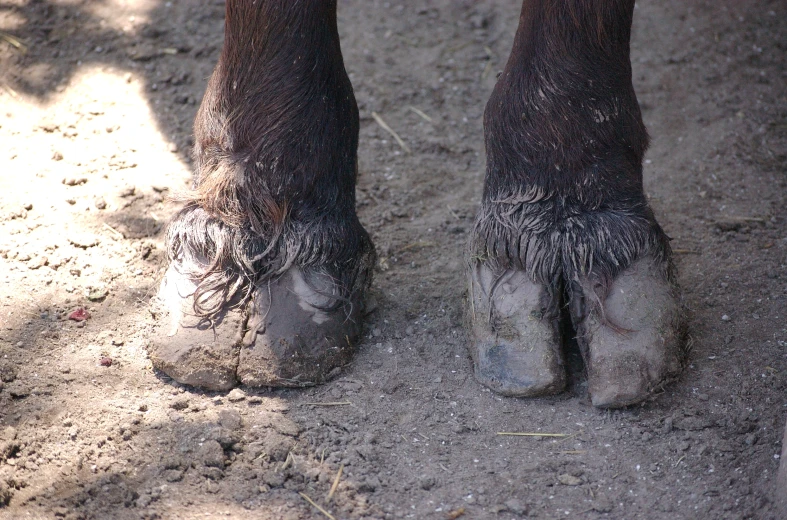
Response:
[[0, 0, 785, 518]]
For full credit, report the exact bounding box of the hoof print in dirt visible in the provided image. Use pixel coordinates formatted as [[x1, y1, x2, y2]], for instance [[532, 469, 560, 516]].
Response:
[[149, 263, 365, 391]]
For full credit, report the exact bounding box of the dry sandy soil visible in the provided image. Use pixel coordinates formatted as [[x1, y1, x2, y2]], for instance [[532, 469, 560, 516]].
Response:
[[0, 0, 785, 518]]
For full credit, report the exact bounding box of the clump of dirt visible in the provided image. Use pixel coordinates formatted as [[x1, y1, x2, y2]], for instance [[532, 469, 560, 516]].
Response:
[[0, 0, 785, 519]]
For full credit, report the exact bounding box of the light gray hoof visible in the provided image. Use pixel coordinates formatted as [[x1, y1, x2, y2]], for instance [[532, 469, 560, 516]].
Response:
[[148, 265, 242, 391], [574, 256, 684, 408], [237, 268, 362, 387], [148, 264, 363, 390], [466, 263, 566, 397]]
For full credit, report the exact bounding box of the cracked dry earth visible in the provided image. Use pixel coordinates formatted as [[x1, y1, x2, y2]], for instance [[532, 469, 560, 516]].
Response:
[[0, 0, 786, 519]]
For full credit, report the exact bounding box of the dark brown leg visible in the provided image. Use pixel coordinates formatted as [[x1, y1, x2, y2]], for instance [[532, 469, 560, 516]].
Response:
[[467, 0, 684, 407], [149, 0, 374, 390]]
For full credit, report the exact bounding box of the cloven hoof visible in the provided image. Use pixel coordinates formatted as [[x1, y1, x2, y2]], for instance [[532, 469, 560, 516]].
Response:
[[148, 263, 363, 391], [466, 255, 684, 408]]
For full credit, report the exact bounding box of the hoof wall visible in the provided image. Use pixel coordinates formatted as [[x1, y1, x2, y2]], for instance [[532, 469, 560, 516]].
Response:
[[467, 263, 565, 397], [149, 266, 241, 391], [576, 256, 683, 408], [149, 264, 363, 390], [237, 268, 362, 387]]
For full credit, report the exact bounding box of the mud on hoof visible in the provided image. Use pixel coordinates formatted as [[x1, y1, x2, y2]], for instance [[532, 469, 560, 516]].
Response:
[[467, 263, 566, 397], [149, 263, 364, 391], [149, 266, 241, 391]]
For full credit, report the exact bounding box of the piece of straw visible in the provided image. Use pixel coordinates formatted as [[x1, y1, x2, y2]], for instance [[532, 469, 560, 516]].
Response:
[[372, 111, 411, 153], [299, 492, 336, 520]]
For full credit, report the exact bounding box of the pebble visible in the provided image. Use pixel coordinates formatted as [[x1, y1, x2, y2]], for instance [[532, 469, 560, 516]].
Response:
[[68, 234, 100, 248], [721, 314, 731, 322], [201, 467, 224, 481], [87, 288, 108, 302], [27, 256, 48, 270], [62, 177, 87, 186], [119, 185, 136, 197], [39, 121, 58, 132], [259, 470, 283, 489], [68, 308, 90, 321], [418, 476, 436, 490], [94, 197, 107, 210], [661, 417, 673, 434], [7, 384, 30, 398], [504, 499, 527, 515], [218, 409, 243, 430], [198, 440, 225, 468], [0, 365, 17, 384], [52, 151, 64, 161], [558, 474, 582, 486], [170, 397, 190, 411], [227, 388, 246, 402]]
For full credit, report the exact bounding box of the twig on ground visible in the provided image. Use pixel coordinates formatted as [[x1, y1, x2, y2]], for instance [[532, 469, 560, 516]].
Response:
[[725, 216, 765, 223], [327, 464, 343, 502], [299, 492, 336, 520], [279, 451, 294, 471], [406, 105, 433, 122], [0, 81, 19, 98], [446, 507, 466, 519], [302, 401, 351, 407], [372, 111, 411, 153], [0, 31, 27, 53], [399, 240, 435, 252], [102, 222, 125, 239]]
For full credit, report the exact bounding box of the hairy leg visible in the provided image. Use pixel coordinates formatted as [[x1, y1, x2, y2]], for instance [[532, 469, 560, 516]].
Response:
[[468, 0, 685, 407], [149, 0, 374, 390]]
